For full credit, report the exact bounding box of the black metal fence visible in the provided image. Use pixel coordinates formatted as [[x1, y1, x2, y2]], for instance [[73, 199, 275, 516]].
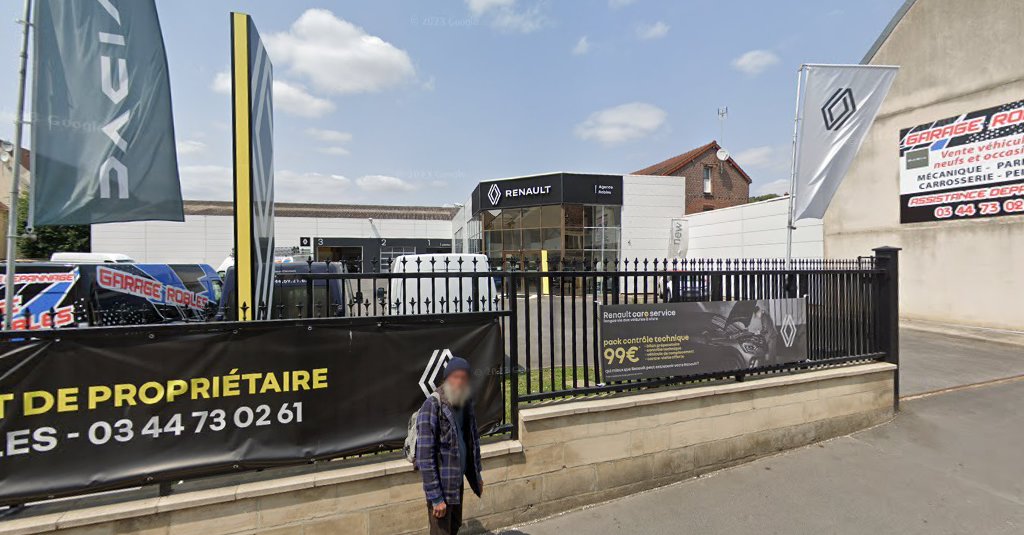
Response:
[[286, 247, 901, 410], [0, 249, 900, 507]]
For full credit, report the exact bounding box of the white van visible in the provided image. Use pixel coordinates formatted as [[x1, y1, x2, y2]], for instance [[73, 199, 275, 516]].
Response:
[[388, 253, 498, 314], [50, 252, 135, 264]]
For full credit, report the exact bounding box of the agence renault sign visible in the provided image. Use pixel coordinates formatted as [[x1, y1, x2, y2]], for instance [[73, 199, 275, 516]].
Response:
[[471, 172, 623, 214]]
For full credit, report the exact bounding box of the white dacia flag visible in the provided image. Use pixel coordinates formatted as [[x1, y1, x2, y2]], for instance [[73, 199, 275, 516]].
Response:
[[794, 64, 898, 220]]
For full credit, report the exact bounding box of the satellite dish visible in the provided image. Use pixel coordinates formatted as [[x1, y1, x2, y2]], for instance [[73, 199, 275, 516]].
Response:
[[0, 152, 9, 164], [0, 140, 13, 153], [716, 148, 730, 161]]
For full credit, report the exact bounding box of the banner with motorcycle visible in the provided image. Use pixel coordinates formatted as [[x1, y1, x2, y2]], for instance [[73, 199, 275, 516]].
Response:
[[599, 299, 807, 382], [0, 315, 503, 505]]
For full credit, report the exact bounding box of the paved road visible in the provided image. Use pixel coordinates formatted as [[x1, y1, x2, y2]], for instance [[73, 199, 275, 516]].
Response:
[[501, 377, 1024, 535], [899, 327, 1024, 395]]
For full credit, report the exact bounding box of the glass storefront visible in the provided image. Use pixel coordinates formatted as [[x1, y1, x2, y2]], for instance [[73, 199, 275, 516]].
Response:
[[479, 204, 621, 270]]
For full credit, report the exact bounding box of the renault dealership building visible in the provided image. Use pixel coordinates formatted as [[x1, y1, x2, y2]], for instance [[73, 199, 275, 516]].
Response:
[[450, 172, 685, 268]]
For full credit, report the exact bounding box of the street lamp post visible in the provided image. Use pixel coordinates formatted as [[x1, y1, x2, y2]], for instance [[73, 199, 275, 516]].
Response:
[[5, 0, 33, 330]]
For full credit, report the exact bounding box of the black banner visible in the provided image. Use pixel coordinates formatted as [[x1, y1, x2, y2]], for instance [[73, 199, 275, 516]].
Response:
[[0, 315, 503, 504], [599, 299, 807, 381]]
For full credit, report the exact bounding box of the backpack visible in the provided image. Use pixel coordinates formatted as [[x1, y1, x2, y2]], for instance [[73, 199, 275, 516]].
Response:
[[404, 392, 440, 464]]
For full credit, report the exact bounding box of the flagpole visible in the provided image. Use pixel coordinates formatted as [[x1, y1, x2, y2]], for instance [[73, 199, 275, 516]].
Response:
[[784, 64, 806, 269], [5, 0, 32, 331]]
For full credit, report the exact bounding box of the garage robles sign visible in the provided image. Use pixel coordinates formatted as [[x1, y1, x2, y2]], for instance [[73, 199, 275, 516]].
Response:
[[899, 99, 1024, 223]]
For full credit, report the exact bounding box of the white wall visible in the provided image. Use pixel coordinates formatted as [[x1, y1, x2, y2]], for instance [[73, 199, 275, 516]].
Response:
[[684, 197, 823, 259], [92, 215, 454, 266], [620, 174, 686, 261]]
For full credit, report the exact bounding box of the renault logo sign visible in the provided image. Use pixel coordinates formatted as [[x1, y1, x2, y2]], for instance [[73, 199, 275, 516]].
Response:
[[419, 348, 453, 397], [821, 88, 857, 131], [487, 183, 502, 206]]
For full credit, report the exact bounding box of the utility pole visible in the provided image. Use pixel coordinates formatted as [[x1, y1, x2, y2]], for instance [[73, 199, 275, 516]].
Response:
[[5, 0, 33, 330]]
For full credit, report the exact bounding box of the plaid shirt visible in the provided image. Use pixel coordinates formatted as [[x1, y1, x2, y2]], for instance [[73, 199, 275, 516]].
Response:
[[415, 394, 482, 506]]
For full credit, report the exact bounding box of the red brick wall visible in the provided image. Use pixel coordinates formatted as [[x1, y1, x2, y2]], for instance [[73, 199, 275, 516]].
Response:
[[672, 150, 750, 214]]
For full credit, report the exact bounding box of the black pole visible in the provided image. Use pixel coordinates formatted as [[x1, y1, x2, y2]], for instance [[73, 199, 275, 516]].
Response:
[[873, 246, 901, 411], [508, 274, 520, 440]]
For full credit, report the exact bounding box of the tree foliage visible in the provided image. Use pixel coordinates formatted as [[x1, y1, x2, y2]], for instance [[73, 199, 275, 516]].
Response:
[[15, 194, 90, 260], [748, 193, 782, 203]]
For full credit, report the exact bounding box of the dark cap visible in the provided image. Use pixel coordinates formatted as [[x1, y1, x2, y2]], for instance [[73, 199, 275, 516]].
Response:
[[443, 356, 471, 380]]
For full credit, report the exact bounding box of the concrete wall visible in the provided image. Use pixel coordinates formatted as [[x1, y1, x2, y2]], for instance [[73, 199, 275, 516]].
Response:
[[824, 0, 1024, 329], [91, 216, 454, 266], [3, 363, 894, 535], [685, 197, 823, 259], [621, 174, 686, 261]]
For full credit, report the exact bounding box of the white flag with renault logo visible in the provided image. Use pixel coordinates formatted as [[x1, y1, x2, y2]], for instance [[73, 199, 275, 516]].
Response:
[[793, 64, 898, 220]]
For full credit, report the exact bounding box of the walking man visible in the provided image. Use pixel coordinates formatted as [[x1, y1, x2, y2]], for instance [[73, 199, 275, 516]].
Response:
[[416, 356, 484, 535]]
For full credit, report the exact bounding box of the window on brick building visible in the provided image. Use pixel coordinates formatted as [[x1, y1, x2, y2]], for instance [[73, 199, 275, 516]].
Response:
[[702, 166, 713, 195]]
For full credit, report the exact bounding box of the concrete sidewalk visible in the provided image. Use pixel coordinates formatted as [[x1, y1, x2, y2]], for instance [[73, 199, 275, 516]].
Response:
[[899, 327, 1024, 396], [501, 377, 1024, 535]]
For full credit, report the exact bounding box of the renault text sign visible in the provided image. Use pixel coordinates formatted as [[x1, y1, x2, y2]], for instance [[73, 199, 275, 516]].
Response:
[[471, 173, 622, 214]]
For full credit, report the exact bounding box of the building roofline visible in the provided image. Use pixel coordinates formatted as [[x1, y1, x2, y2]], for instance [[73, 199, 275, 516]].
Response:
[[181, 200, 458, 220], [477, 171, 623, 183], [861, 0, 917, 64], [632, 140, 753, 184]]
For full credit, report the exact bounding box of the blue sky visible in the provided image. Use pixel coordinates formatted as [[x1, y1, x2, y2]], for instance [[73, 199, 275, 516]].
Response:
[[1, 0, 904, 205]]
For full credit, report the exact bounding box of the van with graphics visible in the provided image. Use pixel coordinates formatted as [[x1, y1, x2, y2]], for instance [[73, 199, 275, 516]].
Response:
[[0, 263, 222, 330]]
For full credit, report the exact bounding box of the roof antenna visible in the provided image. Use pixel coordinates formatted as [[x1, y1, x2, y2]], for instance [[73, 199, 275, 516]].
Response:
[[717, 107, 730, 170]]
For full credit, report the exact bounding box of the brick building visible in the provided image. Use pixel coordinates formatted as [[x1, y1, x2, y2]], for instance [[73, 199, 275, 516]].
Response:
[[633, 140, 752, 214]]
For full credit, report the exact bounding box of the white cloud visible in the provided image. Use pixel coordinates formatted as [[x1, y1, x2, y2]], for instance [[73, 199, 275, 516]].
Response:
[[356, 175, 417, 193], [466, 0, 516, 15], [317, 147, 351, 156], [179, 165, 233, 201], [734, 145, 792, 196], [574, 102, 667, 146], [465, 0, 548, 33], [306, 128, 353, 157], [306, 128, 353, 143], [178, 164, 354, 203], [176, 140, 207, 156], [732, 49, 780, 76], [273, 80, 337, 117], [572, 36, 590, 56], [211, 72, 231, 94], [266, 9, 415, 95], [211, 72, 335, 117], [608, 0, 636, 7], [636, 21, 669, 40], [734, 145, 790, 173], [276, 171, 352, 203]]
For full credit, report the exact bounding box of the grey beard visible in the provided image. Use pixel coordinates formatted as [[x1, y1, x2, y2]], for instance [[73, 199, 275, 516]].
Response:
[[438, 381, 472, 407]]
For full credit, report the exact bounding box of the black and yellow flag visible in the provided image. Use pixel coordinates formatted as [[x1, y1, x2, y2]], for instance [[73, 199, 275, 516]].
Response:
[[230, 13, 275, 320]]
